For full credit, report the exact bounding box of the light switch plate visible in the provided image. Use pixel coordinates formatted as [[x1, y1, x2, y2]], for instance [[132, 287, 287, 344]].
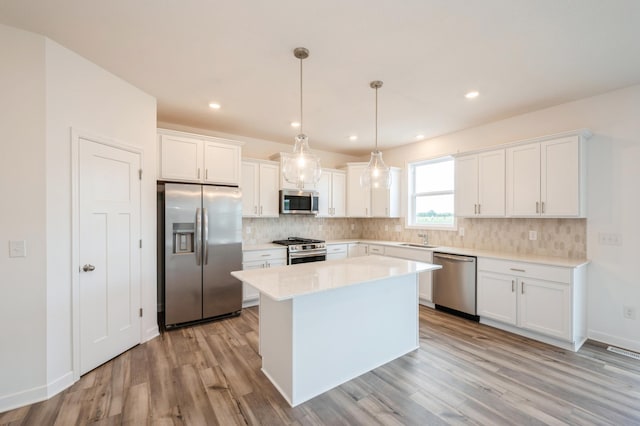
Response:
[[9, 240, 27, 257], [529, 230, 537, 241]]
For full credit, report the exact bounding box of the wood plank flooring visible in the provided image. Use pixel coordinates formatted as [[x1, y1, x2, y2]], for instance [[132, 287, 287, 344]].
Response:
[[2, 306, 639, 425]]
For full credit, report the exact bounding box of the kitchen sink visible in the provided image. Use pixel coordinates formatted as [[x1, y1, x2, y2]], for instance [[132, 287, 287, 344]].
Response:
[[398, 243, 438, 249]]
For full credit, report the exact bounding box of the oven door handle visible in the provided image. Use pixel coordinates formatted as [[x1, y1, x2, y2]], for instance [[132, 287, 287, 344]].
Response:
[[290, 249, 328, 258]]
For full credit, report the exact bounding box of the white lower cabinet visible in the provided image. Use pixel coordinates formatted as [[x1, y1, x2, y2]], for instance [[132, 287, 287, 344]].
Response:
[[477, 257, 586, 351], [242, 248, 286, 306], [326, 243, 348, 260], [384, 246, 434, 305], [348, 243, 369, 257]]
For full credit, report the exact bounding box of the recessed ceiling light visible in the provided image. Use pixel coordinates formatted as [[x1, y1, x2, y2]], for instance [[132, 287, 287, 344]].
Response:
[[465, 91, 479, 99], [416, 134, 425, 140], [349, 135, 358, 141], [209, 102, 221, 109], [290, 121, 301, 128]]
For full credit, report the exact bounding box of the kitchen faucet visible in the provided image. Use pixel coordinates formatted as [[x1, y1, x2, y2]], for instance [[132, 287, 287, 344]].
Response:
[[417, 233, 428, 246]]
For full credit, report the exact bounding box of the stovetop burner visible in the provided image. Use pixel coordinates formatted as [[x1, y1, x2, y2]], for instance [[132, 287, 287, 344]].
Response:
[[272, 237, 325, 246]]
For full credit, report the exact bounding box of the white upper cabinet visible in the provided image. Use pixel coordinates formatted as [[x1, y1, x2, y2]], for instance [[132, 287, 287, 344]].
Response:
[[342, 163, 401, 218], [158, 130, 242, 185], [506, 134, 586, 217], [372, 168, 401, 218], [455, 150, 505, 217], [241, 159, 279, 218], [343, 163, 371, 217], [317, 169, 346, 217], [159, 134, 203, 182], [203, 141, 241, 185]]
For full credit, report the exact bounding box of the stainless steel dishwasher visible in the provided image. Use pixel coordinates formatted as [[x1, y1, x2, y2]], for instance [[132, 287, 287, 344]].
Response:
[[432, 252, 478, 320]]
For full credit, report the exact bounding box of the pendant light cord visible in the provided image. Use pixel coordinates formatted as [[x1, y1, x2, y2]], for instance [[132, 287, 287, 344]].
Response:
[[299, 56, 303, 135], [374, 85, 378, 151]]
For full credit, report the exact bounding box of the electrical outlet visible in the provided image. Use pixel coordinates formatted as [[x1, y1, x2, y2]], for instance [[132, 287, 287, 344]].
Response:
[[599, 232, 623, 246], [623, 306, 637, 320], [458, 227, 465, 237], [351, 224, 355, 231], [529, 230, 537, 241], [318, 225, 323, 232], [245, 226, 251, 234], [9, 240, 27, 258]]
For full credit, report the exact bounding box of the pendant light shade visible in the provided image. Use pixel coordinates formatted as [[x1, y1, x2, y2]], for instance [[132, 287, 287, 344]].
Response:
[[283, 47, 322, 188], [361, 80, 391, 189]]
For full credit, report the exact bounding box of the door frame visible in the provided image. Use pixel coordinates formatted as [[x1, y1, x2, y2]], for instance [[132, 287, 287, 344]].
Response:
[[70, 128, 144, 380]]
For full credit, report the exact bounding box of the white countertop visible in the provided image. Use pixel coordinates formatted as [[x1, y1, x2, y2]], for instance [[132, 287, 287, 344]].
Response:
[[243, 239, 588, 268], [231, 255, 440, 301]]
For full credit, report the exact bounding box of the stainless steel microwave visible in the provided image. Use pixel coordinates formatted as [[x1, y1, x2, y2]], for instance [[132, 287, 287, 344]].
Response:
[[280, 189, 319, 215]]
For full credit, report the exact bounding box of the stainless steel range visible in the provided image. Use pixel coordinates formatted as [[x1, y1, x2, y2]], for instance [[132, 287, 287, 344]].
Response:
[[272, 237, 327, 264]]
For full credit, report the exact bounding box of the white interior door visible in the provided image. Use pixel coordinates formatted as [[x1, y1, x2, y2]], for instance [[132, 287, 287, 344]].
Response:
[[78, 138, 141, 375]]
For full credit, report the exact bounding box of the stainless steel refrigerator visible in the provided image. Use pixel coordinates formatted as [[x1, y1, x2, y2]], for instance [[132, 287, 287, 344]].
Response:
[[160, 182, 242, 328]]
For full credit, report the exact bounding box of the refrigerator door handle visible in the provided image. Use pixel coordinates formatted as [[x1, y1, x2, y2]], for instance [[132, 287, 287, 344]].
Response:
[[203, 208, 209, 265], [195, 208, 202, 266]]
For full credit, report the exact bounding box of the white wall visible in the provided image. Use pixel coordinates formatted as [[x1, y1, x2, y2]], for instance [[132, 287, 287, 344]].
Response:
[[383, 85, 640, 352], [44, 39, 158, 388], [0, 24, 48, 407], [0, 25, 158, 412]]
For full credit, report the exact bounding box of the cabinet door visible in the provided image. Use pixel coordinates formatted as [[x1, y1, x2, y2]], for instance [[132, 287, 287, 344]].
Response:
[[371, 168, 401, 217], [316, 172, 332, 217], [506, 143, 540, 216], [478, 150, 505, 216], [241, 161, 259, 217], [371, 186, 389, 217], [477, 271, 517, 325], [455, 154, 479, 217], [242, 260, 265, 303], [418, 271, 433, 304], [203, 141, 241, 185], [331, 172, 347, 217], [518, 278, 571, 340], [159, 135, 203, 181], [266, 259, 286, 267], [259, 163, 280, 217], [346, 164, 371, 217], [541, 136, 581, 217], [348, 243, 368, 257]]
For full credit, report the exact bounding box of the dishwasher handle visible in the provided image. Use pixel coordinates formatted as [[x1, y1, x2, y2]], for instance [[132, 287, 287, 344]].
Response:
[[433, 253, 475, 262]]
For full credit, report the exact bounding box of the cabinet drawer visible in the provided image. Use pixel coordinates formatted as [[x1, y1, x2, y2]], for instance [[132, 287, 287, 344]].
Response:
[[478, 257, 571, 283], [368, 245, 385, 255], [243, 248, 287, 262], [326, 244, 348, 254]]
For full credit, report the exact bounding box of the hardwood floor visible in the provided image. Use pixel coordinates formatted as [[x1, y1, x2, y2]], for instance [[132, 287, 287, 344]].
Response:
[[2, 306, 639, 425]]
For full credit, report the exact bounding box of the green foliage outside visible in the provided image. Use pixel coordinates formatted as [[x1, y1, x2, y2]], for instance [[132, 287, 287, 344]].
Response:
[[415, 210, 454, 225]]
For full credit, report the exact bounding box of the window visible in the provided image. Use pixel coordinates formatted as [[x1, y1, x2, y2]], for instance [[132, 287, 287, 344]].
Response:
[[407, 156, 455, 228]]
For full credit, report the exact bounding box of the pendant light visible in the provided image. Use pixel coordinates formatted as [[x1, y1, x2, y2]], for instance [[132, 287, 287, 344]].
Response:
[[282, 47, 322, 188], [360, 80, 391, 189]]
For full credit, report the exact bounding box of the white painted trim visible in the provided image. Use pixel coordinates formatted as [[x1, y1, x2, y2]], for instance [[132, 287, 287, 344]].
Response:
[[157, 127, 245, 146], [70, 128, 145, 382], [480, 317, 586, 352], [143, 326, 160, 343], [0, 372, 74, 414], [242, 297, 259, 308], [588, 330, 640, 353]]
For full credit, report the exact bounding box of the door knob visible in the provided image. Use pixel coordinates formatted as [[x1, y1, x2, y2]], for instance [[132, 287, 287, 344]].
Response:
[[82, 264, 96, 272]]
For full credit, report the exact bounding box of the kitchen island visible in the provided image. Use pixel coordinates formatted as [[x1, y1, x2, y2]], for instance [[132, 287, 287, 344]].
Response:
[[231, 255, 440, 406]]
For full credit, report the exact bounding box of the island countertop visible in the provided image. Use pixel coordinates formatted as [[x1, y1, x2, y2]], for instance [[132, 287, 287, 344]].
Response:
[[231, 255, 440, 301]]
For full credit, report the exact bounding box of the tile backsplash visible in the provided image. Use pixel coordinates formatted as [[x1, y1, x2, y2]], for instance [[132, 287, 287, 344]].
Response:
[[243, 216, 586, 259]]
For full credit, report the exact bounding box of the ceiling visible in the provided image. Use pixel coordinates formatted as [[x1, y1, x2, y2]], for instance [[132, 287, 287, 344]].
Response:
[[2, 1, 640, 156]]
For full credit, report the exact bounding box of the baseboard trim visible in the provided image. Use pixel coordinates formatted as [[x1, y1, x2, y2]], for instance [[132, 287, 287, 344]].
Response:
[[0, 371, 75, 414], [143, 325, 160, 343], [242, 298, 259, 308], [588, 330, 640, 353]]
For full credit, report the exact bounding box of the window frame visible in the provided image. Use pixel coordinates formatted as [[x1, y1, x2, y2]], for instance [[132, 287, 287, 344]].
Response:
[[406, 155, 457, 230]]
